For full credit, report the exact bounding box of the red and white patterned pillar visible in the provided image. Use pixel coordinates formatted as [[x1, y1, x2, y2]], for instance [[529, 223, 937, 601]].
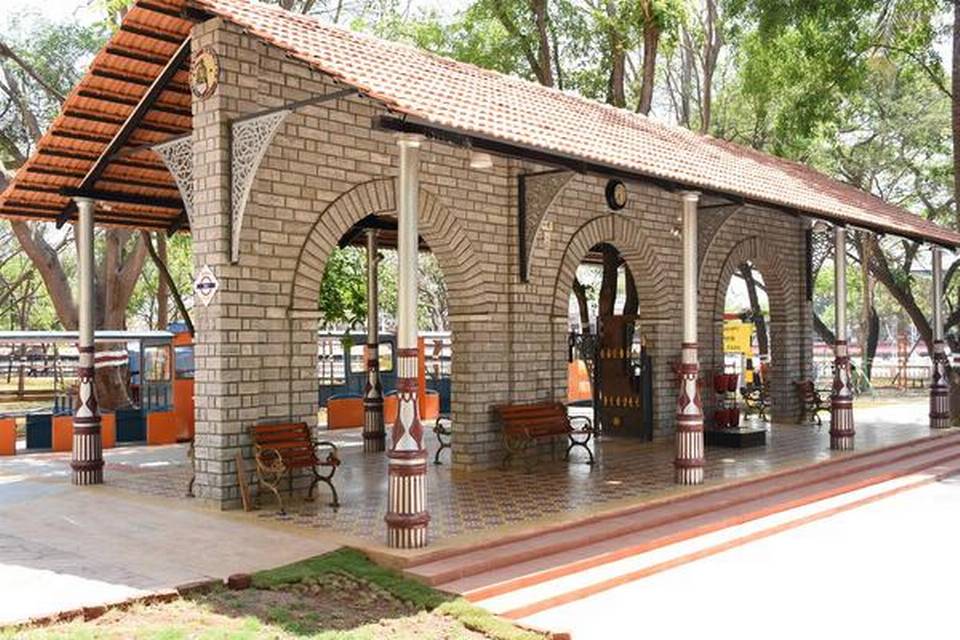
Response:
[[830, 225, 855, 450], [363, 228, 386, 452], [71, 197, 103, 485], [385, 135, 429, 548], [930, 246, 950, 429], [675, 192, 704, 485]]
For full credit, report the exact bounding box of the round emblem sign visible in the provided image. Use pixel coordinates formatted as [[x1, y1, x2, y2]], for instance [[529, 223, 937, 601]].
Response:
[[191, 48, 220, 100]]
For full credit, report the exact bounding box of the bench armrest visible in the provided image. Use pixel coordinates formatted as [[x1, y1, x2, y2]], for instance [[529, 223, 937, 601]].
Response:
[[313, 439, 341, 466], [569, 415, 593, 433]]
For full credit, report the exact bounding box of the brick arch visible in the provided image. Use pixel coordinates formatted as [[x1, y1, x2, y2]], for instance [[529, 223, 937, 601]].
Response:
[[287, 178, 488, 315], [708, 235, 798, 421], [549, 215, 671, 320]]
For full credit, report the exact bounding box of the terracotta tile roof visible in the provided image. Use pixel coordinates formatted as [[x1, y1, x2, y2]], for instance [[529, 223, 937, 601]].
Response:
[[2, 0, 957, 247], [191, 0, 960, 247], [0, 0, 192, 230]]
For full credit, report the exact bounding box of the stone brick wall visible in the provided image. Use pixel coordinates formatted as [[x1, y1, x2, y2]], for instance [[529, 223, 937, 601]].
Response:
[[189, 19, 813, 508]]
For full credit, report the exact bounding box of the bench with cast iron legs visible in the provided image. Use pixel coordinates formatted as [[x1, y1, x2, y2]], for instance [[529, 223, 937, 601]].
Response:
[[794, 380, 829, 426], [251, 422, 340, 514], [494, 401, 594, 469]]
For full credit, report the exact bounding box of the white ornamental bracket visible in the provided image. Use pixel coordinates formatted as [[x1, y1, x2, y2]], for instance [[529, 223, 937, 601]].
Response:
[[230, 110, 291, 263], [152, 135, 194, 230]]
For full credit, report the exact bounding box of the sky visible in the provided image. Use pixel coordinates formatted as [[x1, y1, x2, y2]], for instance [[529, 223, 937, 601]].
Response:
[[1, 0, 101, 25]]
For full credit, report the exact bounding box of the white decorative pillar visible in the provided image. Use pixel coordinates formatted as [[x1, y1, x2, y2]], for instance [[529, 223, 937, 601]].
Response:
[[830, 225, 855, 450], [675, 192, 704, 485], [385, 135, 429, 548], [363, 229, 386, 452], [930, 246, 950, 428], [72, 197, 103, 485]]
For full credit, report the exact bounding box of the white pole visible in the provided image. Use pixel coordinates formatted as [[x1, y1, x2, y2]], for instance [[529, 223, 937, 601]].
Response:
[[363, 228, 385, 451], [830, 225, 855, 449], [72, 197, 103, 485], [675, 191, 704, 485], [386, 134, 429, 548], [930, 246, 950, 428]]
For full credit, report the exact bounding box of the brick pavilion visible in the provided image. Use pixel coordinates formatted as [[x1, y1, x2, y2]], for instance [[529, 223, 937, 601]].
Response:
[[1, 0, 958, 548]]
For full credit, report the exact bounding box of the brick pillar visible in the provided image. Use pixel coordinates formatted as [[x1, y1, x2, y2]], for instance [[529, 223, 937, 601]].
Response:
[[930, 246, 950, 428], [363, 229, 386, 452], [675, 192, 704, 485], [830, 225, 855, 450], [386, 135, 429, 548], [71, 196, 103, 485]]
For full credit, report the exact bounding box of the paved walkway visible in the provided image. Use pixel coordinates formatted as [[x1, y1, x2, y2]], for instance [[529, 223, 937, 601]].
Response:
[[0, 470, 338, 624]]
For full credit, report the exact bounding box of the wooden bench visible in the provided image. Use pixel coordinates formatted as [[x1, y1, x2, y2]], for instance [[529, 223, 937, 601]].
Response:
[[794, 380, 829, 426], [740, 383, 769, 422], [251, 422, 340, 514], [494, 401, 594, 469]]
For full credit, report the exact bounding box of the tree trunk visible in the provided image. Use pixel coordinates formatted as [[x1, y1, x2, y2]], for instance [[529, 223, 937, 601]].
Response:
[[598, 245, 619, 317], [638, 23, 659, 115], [813, 312, 836, 345], [637, 0, 660, 115], [953, 0, 960, 228], [700, 0, 721, 133], [739, 263, 769, 359], [572, 276, 590, 332], [606, 0, 626, 108], [156, 234, 168, 330], [531, 0, 555, 87], [623, 264, 638, 316]]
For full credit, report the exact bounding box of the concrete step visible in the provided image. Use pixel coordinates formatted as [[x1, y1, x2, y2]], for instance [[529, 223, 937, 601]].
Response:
[[476, 453, 960, 620], [406, 431, 960, 588]]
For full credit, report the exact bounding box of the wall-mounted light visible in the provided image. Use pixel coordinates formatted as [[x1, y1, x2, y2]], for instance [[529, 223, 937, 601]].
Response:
[[469, 150, 493, 170]]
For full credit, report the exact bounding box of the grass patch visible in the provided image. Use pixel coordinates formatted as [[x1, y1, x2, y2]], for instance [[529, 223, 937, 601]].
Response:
[[437, 600, 545, 640], [252, 548, 449, 610]]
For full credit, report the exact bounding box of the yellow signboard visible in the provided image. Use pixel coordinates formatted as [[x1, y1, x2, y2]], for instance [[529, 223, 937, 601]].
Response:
[[723, 320, 753, 355]]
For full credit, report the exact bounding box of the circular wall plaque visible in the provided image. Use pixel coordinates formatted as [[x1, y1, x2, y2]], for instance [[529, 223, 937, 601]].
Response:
[[605, 179, 628, 211], [191, 48, 220, 100]]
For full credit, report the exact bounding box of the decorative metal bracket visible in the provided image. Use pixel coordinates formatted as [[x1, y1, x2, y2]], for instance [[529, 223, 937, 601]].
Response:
[[230, 109, 291, 263], [152, 135, 194, 231], [518, 170, 572, 281]]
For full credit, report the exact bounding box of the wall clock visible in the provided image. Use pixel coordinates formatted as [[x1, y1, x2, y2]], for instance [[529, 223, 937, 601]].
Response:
[[605, 179, 628, 211]]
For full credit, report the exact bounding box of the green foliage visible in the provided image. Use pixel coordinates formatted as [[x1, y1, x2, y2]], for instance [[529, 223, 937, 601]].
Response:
[[317, 247, 368, 331]]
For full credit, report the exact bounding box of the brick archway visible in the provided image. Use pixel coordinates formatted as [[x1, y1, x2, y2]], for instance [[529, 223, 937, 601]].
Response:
[[287, 178, 489, 316], [549, 215, 672, 321], [708, 235, 799, 422], [542, 213, 677, 432]]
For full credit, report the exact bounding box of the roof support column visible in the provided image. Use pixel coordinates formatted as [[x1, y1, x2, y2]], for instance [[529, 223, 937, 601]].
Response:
[[364, 229, 385, 453], [71, 197, 103, 485], [929, 247, 950, 428], [386, 135, 429, 549], [675, 192, 705, 485], [830, 225, 855, 450]]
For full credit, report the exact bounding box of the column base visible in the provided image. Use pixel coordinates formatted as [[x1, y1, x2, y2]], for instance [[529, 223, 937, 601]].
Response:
[[71, 426, 104, 485], [675, 462, 704, 485], [930, 387, 950, 429], [363, 401, 386, 453], [363, 430, 386, 453], [829, 401, 855, 451], [385, 454, 429, 549]]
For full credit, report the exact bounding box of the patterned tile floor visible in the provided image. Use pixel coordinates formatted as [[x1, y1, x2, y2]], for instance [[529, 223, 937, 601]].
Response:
[[4, 399, 942, 550]]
